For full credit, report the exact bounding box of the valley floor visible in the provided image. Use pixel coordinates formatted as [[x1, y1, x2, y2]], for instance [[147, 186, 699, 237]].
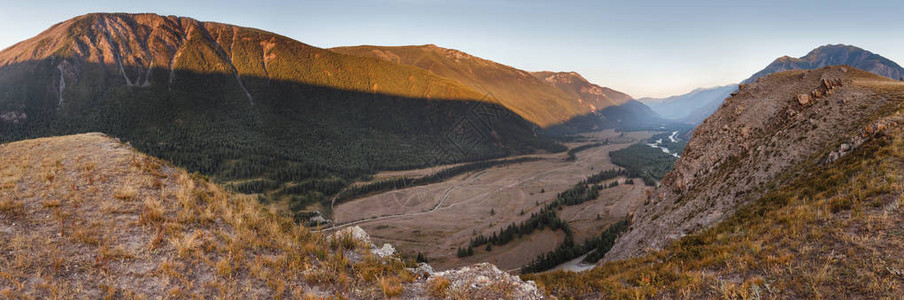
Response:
[[330, 129, 653, 271]]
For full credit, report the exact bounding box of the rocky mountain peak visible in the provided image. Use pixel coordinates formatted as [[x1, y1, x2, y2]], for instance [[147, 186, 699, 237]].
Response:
[[743, 44, 904, 84]]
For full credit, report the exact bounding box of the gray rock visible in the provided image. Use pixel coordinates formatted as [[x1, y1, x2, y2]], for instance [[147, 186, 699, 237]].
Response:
[[427, 263, 543, 299], [372, 243, 396, 258]]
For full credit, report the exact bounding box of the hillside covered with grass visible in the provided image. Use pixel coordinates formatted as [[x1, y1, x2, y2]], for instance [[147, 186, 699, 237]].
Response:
[[0, 133, 414, 298]]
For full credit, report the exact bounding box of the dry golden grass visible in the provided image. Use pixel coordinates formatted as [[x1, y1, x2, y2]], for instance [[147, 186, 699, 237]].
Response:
[[0, 133, 412, 298], [427, 276, 451, 298], [113, 185, 138, 200], [527, 124, 904, 299], [0, 198, 24, 215], [379, 276, 404, 298]]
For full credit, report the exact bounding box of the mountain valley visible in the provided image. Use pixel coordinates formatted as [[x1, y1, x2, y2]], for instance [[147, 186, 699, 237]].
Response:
[[3, 8, 904, 299]]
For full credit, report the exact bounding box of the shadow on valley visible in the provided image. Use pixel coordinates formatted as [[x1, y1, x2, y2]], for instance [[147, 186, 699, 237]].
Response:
[[0, 60, 565, 217]]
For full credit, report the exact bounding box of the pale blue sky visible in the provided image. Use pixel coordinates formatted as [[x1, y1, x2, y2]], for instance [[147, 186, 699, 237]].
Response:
[[0, 0, 902, 98]]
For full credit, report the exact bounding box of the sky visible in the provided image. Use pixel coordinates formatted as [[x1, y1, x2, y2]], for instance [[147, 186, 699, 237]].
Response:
[[0, 0, 902, 98]]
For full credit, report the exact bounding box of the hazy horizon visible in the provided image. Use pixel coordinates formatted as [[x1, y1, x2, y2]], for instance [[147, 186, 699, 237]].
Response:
[[1, 0, 902, 98]]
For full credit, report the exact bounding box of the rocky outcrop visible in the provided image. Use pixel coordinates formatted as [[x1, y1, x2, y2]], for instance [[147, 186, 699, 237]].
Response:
[[415, 263, 543, 299], [796, 93, 812, 106], [824, 117, 901, 164], [330, 226, 397, 259], [796, 78, 843, 106], [606, 66, 904, 261]]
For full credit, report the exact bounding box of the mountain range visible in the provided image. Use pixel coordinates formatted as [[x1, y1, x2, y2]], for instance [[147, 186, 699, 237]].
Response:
[[642, 44, 904, 124]]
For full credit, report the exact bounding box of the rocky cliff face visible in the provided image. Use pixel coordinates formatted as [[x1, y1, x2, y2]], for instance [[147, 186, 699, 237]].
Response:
[[607, 66, 904, 260]]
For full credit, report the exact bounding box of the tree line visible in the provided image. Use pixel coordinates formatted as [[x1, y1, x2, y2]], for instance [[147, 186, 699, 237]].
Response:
[[565, 142, 607, 161], [332, 157, 541, 205], [457, 168, 631, 261], [521, 217, 630, 273]]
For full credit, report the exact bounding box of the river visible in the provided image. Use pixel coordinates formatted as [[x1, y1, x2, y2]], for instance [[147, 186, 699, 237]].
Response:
[[646, 131, 680, 157]]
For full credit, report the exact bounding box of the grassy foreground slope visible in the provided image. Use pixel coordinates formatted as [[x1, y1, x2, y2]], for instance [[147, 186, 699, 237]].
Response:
[[0, 133, 416, 298], [0, 133, 544, 298], [526, 71, 904, 298]]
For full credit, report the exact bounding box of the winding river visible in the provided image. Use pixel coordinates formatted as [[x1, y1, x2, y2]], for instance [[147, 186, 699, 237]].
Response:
[[646, 131, 680, 157]]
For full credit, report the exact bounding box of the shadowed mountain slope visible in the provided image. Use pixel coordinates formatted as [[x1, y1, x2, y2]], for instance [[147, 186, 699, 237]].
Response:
[[0, 13, 563, 215]]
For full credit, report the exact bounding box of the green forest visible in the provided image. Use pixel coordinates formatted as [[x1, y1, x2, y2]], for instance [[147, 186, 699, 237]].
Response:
[[609, 143, 679, 186]]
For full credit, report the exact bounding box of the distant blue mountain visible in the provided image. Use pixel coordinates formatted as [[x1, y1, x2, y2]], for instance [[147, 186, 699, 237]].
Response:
[[639, 84, 737, 124]]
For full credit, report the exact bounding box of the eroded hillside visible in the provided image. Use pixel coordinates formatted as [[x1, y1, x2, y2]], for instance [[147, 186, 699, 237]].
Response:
[[609, 66, 904, 260], [527, 65, 904, 298]]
